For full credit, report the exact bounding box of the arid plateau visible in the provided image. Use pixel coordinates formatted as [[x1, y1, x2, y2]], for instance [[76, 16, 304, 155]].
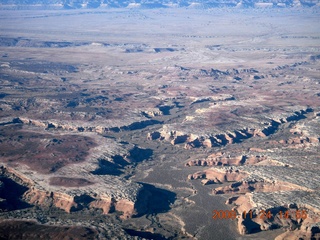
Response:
[[0, 6, 320, 240]]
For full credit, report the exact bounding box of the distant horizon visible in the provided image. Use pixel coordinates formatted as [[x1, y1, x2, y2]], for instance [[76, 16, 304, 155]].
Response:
[[0, 0, 319, 10]]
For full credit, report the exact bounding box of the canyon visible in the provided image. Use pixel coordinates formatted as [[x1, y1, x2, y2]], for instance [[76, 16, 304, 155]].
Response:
[[0, 6, 319, 240]]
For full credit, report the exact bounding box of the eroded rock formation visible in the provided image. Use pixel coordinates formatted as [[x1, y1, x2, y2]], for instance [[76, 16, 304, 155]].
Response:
[[186, 153, 268, 167], [148, 109, 314, 149], [227, 193, 320, 238], [1, 165, 143, 218]]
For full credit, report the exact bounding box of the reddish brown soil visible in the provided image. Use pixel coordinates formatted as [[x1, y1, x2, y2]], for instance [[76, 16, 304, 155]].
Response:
[[0, 125, 97, 174], [49, 177, 94, 187]]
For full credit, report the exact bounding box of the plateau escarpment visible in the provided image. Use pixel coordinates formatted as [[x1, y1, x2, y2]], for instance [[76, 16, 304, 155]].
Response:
[[186, 153, 277, 167], [0, 123, 154, 219], [228, 193, 320, 239], [1, 162, 144, 218], [187, 112, 320, 238], [148, 107, 316, 149]]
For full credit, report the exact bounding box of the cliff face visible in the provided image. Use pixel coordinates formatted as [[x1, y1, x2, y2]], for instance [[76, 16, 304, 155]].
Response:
[[17, 117, 160, 134], [185, 110, 320, 238], [0, 161, 143, 218], [24, 183, 139, 217], [227, 194, 320, 238], [186, 154, 269, 167], [147, 127, 266, 149], [189, 165, 316, 193], [188, 168, 248, 182], [23, 187, 138, 218], [24, 189, 77, 213], [188, 161, 320, 237], [148, 109, 315, 149], [0, 117, 155, 220]]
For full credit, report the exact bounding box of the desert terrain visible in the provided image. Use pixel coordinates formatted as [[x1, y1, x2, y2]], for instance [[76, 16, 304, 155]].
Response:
[[0, 5, 319, 240]]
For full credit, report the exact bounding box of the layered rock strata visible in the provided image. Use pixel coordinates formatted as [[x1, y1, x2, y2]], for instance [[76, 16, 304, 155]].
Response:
[[1, 165, 143, 219], [227, 192, 320, 239], [188, 158, 320, 236], [0, 123, 150, 219], [148, 108, 314, 149], [15, 116, 161, 133], [186, 153, 269, 167]]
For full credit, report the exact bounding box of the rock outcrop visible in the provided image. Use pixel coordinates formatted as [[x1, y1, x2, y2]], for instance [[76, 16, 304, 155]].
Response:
[[16, 116, 161, 134], [24, 187, 139, 219], [148, 109, 314, 149], [188, 168, 248, 183], [186, 153, 268, 166], [213, 178, 306, 195], [0, 133, 146, 218], [4, 166, 143, 218], [227, 193, 320, 237]]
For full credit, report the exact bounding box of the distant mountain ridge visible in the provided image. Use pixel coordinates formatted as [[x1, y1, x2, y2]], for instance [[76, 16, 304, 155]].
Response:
[[1, 0, 319, 9]]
